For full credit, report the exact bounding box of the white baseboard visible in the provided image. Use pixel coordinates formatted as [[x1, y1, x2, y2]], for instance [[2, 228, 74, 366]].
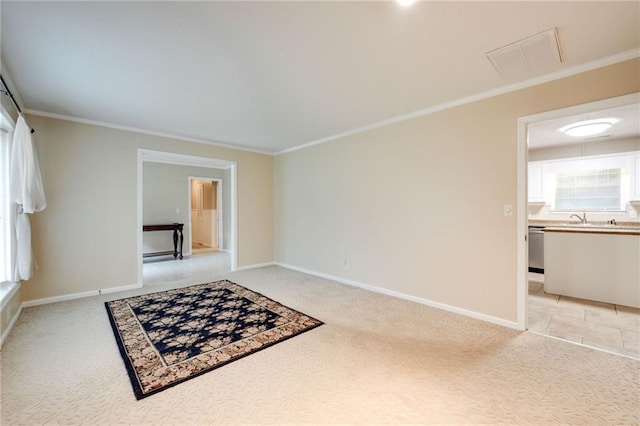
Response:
[[275, 262, 521, 330], [99, 283, 142, 295], [21, 282, 143, 308], [234, 262, 275, 272], [1, 304, 22, 348]]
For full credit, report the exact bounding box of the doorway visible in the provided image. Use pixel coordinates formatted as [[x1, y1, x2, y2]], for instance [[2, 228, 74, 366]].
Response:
[[517, 93, 640, 358], [137, 149, 237, 286], [189, 177, 223, 254]]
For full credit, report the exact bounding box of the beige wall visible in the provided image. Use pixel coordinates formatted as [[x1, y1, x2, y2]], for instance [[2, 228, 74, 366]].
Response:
[[275, 58, 640, 323], [22, 116, 274, 302]]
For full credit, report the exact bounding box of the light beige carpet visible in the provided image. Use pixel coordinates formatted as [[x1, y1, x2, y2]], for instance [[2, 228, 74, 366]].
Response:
[[1, 266, 639, 424]]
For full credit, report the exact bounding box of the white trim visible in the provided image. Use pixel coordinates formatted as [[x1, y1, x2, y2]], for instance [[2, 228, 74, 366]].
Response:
[[137, 152, 144, 286], [217, 179, 223, 251], [139, 149, 235, 170], [516, 92, 640, 332], [21, 283, 142, 308], [528, 329, 639, 361], [275, 262, 521, 330], [519, 92, 640, 127], [516, 115, 529, 331], [278, 48, 640, 155], [0, 282, 19, 311], [24, 109, 274, 156], [235, 262, 276, 272], [229, 164, 237, 271], [1, 304, 22, 348], [0, 111, 16, 283], [99, 283, 142, 295], [0, 282, 21, 347]]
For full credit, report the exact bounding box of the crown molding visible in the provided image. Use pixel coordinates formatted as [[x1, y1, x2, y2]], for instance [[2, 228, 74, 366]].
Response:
[[23, 109, 275, 156], [277, 48, 640, 156]]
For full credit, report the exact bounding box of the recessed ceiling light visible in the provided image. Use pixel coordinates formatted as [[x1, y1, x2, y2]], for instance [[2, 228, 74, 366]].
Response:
[[559, 118, 618, 137], [396, 0, 417, 6]]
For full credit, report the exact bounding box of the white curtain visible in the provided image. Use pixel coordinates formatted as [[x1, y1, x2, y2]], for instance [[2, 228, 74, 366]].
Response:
[[10, 115, 46, 281]]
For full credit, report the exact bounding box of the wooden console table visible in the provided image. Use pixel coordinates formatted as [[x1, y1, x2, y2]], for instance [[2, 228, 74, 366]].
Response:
[[143, 223, 184, 259]]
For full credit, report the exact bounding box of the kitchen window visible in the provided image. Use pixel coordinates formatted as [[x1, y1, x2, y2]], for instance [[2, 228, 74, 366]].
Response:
[[529, 151, 639, 213], [555, 168, 622, 211]]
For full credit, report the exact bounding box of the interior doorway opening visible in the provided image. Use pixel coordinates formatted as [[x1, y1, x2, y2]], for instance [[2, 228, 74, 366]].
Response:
[[517, 93, 640, 357], [137, 149, 237, 286], [189, 177, 223, 255]]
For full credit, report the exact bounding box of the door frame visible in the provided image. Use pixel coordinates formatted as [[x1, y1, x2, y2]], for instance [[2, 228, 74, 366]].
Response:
[[516, 92, 639, 330], [188, 176, 223, 254], [137, 149, 237, 285]]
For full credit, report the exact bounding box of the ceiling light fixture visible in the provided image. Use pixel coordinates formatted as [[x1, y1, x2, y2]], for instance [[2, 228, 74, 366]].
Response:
[[396, 0, 417, 6], [559, 118, 617, 137]]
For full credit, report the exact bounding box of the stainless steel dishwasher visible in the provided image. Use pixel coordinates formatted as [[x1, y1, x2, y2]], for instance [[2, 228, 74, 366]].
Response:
[[528, 226, 545, 273]]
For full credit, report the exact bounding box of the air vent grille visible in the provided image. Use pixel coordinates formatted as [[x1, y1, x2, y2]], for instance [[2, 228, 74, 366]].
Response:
[[486, 28, 563, 79]]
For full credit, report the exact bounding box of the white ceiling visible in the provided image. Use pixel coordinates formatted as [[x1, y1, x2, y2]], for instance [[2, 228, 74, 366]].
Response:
[[528, 102, 640, 149], [1, 1, 639, 154]]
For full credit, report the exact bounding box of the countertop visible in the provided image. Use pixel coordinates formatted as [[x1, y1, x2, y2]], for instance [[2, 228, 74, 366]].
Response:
[[529, 220, 640, 236], [542, 226, 640, 236], [529, 219, 639, 227]]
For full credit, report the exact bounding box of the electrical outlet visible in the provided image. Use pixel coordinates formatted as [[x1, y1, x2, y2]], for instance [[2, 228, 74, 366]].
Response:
[[341, 259, 349, 270]]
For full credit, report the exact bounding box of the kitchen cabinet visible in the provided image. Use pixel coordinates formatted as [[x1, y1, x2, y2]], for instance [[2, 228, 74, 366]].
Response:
[[528, 165, 543, 202], [544, 227, 640, 308]]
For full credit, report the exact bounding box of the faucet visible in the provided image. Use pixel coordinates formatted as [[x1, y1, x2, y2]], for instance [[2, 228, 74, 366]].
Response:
[[570, 212, 587, 224]]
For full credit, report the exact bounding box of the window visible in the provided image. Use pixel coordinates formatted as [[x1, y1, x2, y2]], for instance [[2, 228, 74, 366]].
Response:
[[555, 168, 622, 211], [529, 151, 639, 214], [0, 110, 15, 282]]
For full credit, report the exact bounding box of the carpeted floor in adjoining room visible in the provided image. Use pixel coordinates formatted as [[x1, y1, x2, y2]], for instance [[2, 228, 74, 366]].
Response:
[[1, 266, 639, 424]]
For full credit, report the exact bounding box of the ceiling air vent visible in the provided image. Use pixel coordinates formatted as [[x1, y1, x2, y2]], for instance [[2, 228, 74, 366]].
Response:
[[486, 28, 562, 79]]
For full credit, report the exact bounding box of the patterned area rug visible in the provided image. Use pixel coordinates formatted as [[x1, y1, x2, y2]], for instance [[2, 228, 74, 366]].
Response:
[[105, 280, 323, 399]]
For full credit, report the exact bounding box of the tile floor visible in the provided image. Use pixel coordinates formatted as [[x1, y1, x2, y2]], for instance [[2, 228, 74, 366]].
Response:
[[143, 251, 231, 286], [528, 272, 640, 359]]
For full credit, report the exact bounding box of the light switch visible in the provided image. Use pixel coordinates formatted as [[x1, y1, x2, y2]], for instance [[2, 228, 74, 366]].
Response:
[[176, 208, 180, 214], [504, 204, 513, 216]]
